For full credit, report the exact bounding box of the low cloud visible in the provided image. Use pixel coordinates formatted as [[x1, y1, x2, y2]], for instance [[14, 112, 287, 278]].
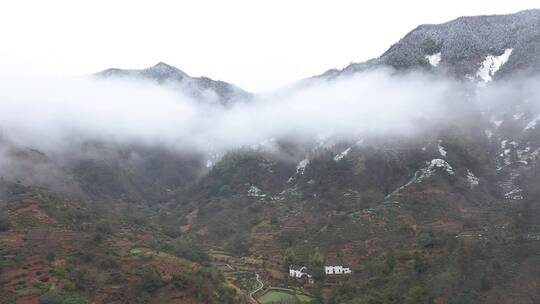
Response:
[[0, 68, 466, 157]]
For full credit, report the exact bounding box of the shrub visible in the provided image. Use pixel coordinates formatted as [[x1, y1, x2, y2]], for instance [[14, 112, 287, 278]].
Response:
[[72, 269, 95, 291], [170, 239, 208, 263], [74, 250, 94, 263], [413, 251, 428, 275], [1, 294, 16, 304], [385, 249, 396, 273], [138, 269, 164, 295], [38, 291, 63, 304], [225, 234, 249, 256], [33, 281, 53, 292], [0, 215, 11, 231], [95, 222, 112, 235], [403, 286, 433, 304], [107, 272, 125, 284], [99, 256, 119, 269], [173, 273, 191, 289], [162, 224, 181, 238], [63, 282, 77, 292], [46, 252, 56, 262], [480, 277, 492, 292], [91, 232, 104, 245], [60, 293, 87, 304]]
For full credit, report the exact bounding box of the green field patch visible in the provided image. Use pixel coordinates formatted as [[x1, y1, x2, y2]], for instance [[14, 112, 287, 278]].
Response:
[[129, 248, 142, 255], [210, 253, 232, 260], [234, 264, 252, 271], [208, 249, 230, 255], [296, 294, 313, 302], [258, 287, 313, 304]]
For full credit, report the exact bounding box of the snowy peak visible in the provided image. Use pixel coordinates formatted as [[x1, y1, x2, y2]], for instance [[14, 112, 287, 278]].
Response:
[[96, 61, 187, 81], [142, 62, 188, 79], [96, 62, 251, 105], [150, 62, 180, 72]]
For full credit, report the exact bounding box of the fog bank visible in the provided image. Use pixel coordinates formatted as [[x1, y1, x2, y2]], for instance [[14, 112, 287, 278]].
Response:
[[0, 68, 466, 156]]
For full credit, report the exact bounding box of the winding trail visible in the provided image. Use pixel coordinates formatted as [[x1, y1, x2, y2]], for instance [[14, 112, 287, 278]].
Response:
[[220, 260, 262, 303], [249, 273, 264, 303]]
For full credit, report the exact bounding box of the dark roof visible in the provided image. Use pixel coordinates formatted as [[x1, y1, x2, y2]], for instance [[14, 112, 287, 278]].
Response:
[[289, 265, 307, 271]]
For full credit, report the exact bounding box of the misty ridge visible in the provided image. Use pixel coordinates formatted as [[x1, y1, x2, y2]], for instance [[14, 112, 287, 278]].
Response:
[[0, 62, 539, 196]]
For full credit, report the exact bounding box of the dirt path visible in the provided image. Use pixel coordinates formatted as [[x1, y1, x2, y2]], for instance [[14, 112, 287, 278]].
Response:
[[249, 273, 264, 303], [218, 259, 262, 303]]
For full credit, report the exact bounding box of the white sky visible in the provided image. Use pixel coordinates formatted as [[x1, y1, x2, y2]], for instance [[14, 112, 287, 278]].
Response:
[[0, 0, 538, 92]]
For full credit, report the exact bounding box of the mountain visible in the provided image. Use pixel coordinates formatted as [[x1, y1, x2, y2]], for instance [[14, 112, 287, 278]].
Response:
[[167, 10, 540, 303], [97, 62, 251, 105], [321, 9, 540, 82], [4, 9, 540, 304]]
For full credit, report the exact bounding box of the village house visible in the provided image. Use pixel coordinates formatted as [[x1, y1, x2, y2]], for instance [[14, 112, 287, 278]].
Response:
[[289, 265, 314, 285], [324, 265, 352, 275], [289, 265, 310, 278]]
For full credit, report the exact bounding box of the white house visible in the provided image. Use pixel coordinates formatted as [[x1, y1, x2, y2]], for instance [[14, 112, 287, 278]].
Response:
[[289, 265, 311, 278], [325, 265, 352, 275]]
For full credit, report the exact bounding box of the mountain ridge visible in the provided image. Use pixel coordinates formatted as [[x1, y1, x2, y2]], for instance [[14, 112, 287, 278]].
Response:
[[96, 62, 251, 105]]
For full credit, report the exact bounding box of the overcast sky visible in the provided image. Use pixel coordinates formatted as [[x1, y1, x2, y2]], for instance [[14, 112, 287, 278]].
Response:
[[0, 0, 538, 92]]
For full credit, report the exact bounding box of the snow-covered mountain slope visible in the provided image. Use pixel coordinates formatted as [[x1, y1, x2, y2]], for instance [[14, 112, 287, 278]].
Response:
[[319, 9, 540, 81]]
